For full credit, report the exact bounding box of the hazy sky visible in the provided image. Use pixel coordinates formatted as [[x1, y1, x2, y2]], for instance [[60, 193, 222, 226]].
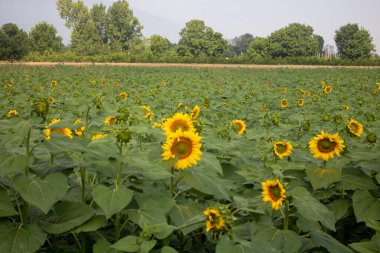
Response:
[[1, 0, 379, 52]]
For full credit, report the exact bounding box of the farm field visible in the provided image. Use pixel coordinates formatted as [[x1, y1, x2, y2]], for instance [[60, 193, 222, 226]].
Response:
[[0, 65, 380, 253]]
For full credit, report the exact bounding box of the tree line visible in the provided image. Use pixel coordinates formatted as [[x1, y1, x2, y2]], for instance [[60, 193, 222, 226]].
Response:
[[0, 0, 377, 63]]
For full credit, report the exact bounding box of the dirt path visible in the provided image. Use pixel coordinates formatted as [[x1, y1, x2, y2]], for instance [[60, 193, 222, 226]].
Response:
[[1, 61, 380, 69]]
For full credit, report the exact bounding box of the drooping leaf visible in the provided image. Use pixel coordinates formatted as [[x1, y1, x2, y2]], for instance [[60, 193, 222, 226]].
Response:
[[71, 215, 108, 233], [198, 152, 223, 175], [112, 235, 156, 253], [341, 175, 378, 191], [255, 228, 302, 253], [310, 229, 354, 253], [306, 167, 341, 190], [40, 201, 95, 234], [13, 173, 69, 214], [0, 154, 28, 176], [92, 184, 133, 219], [352, 190, 380, 222], [0, 187, 17, 217], [93, 239, 118, 253]]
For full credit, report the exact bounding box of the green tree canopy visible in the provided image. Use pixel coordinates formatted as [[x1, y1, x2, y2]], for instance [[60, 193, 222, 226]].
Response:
[[147, 34, 171, 56], [230, 33, 254, 56], [334, 23, 375, 59], [90, 3, 108, 44], [247, 37, 268, 59], [266, 23, 320, 58], [178, 20, 228, 58], [0, 23, 30, 61], [29, 22, 64, 53]]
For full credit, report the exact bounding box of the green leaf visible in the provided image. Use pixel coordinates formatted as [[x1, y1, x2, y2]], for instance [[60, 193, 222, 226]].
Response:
[[161, 246, 178, 253], [0, 221, 46, 253], [341, 175, 378, 191], [198, 152, 223, 175], [71, 215, 107, 233], [310, 229, 354, 253], [13, 173, 69, 214], [92, 184, 134, 219], [352, 190, 380, 222], [93, 239, 118, 253], [169, 202, 204, 235], [0, 155, 28, 176], [306, 167, 341, 190], [40, 201, 95, 234], [290, 186, 336, 231], [350, 241, 378, 253], [376, 173, 380, 184], [365, 219, 380, 232], [327, 199, 350, 221], [112, 236, 156, 253], [255, 228, 302, 253], [0, 187, 17, 217]]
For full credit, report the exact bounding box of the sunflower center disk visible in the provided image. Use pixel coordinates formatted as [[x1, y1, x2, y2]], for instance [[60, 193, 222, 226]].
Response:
[[318, 138, 336, 153], [276, 144, 287, 154], [172, 138, 192, 159], [269, 185, 281, 201], [349, 123, 358, 132]]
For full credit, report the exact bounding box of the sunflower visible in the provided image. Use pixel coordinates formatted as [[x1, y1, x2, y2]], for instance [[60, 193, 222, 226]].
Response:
[[321, 81, 326, 88], [280, 99, 288, 108], [119, 92, 128, 100], [324, 86, 332, 94], [162, 112, 195, 136], [262, 179, 286, 210], [7, 109, 18, 118], [73, 119, 85, 136], [347, 119, 364, 137], [203, 208, 225, 232], [50, 80, 58, 88], [273, 141, 293, 159], [297, 98, 304, 107], [140, 105, 154, 121], [303, 90, 311, 96], [190, 105, 201, 119], [308, 131, 345, 161], [152, 122, 162, 128], [178, 102, 189, 109], [162, 129, 202, 170], [231, 119, 246, 135], [91, 133, 107, 140], [104, 116, 117, 125], [343, 105, 349, 111], [44, 119, 73, 140]]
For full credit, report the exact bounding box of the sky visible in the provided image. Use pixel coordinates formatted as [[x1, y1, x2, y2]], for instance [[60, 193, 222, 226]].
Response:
[[1, 0, 380, 52]]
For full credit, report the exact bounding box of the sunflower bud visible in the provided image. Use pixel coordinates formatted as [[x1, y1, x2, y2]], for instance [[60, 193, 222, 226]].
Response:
[[33, 100, 49, 116], [302, 121, 311, 132], [333, 115, 343, 125], [271, 113, 280, 126], [323, 114, 331, 122], [366, 133, 377, 143], [312, 96, 318, 102], [365, 113, 376, 122], [117, 130, 132, 144]]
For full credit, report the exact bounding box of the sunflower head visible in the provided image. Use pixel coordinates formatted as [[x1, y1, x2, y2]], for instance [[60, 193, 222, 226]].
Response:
[[104, 116, 117, 126], [203, 208, 226, 233], [33, 100, 49, 116], [343, 105, 349, 111], [280, 99, 288, 108], [297, 98, 304, 107], [45, 119, 73, 140], [231, 119, 246, 135], [321, 81, 326, 88], [308, 131, 345, 161], [273, 141, 293, 159], [262, 179, 286, 210], [347, 119, 364, 137], [7, 109, 18, 118], [162, 112, 195, 136], [324, 86, 332, 94], [177, 102, 189, 109], [118, 92, 129, 100], [190, 105, 201, 118], [50, 80, 58, 88], [366, 132, 377, 143], [162, 129, 202, 170], [73, 119, 85, 136], [91, 133, 107, 140]]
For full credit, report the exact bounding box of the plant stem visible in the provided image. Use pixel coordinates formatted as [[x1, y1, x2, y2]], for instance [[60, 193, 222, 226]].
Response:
[[284, 200, 289, 230], [80, 167, 86, 203], [21, 128, 32, 226], [170, 167, 175, 197], [114, 142, 124, 241]]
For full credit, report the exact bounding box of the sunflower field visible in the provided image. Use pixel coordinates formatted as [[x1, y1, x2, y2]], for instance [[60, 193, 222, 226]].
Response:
[[0, 65, 379, 253]]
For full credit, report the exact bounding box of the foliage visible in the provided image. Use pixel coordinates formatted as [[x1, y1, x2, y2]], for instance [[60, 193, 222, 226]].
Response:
[[247, 37, 269, 59], [0, 23, 30, 61], [178, 19, 228, 58], [229, 33, 254, 56], [0, 65, 379, 252], [29, 21, 64, 53], [147, 35, 171, 56], [334, 23, 375, 60]]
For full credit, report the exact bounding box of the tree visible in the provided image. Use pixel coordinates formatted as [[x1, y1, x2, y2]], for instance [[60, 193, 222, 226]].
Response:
[[334, 23, 375, 59], [247, 37, 268, 59], [29, 22, 63, 53], [178, 20, 228, 57], [266, 23, 319, 58], [230, 33, 254, 56], [0, 23, 30, 61], [91, 3, 108, 44], [106, 0, 143, 51], [147, 34, 171, 56], [316, 35, 324, 55]]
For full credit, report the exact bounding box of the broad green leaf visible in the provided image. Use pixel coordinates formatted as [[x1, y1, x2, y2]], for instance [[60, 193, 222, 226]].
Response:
[[0, 187, 17, 217], [306, 167, 341, 190], [13, 173, 69, 214], [0, 221, 46, 253], [376, 173, 380, 184], [92, 184, 133, 219], [327, 199, 350, 221], [112, 236, 156, 253], [0, 155, 28, 176], [93, 239, 118, 253], [71, 215, 107, 233], [40, 201, 95, 234], [255, 228, 302, 253], [349, 241, 378, 253], [169, 202, 204, 235], [216, 238, 252, 253], [198, 152, 223, 175], [290, 186, 336, 231], [310, 229, 354, 253], [365, 219, 380, 232], [341, 175, 378, 191], [161, 246, 177, 253], [352, 190, 380, 222]]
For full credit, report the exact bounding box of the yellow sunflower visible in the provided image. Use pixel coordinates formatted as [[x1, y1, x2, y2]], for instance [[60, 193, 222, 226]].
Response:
[[73, 119, 85, 136], [7, 109, 18, 118], [178, 102, 189, 109], [50, 80, 58, 88], [162, 112, 195, 136], [91, 133, 108, 140], [119, 92, 128, 100], [262, 179, 286, 210], [203, 208, 225, 232], [44, 119, 73, 140], [343, 105, 349, 111], [231, 119, 246, 135], [161, 129, 202, 170], [303, 90, 311, 96], [347, 119, 364, 137], [324, 86, 332, 94], [308, 131, 345, 161], [104, 116, 117, 125], [190, 105, 201, 119], [280, 99, 288, 108], [297, 98, 304, 107], [321, 81, 326, 88], [273, 141, 293, 159]]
